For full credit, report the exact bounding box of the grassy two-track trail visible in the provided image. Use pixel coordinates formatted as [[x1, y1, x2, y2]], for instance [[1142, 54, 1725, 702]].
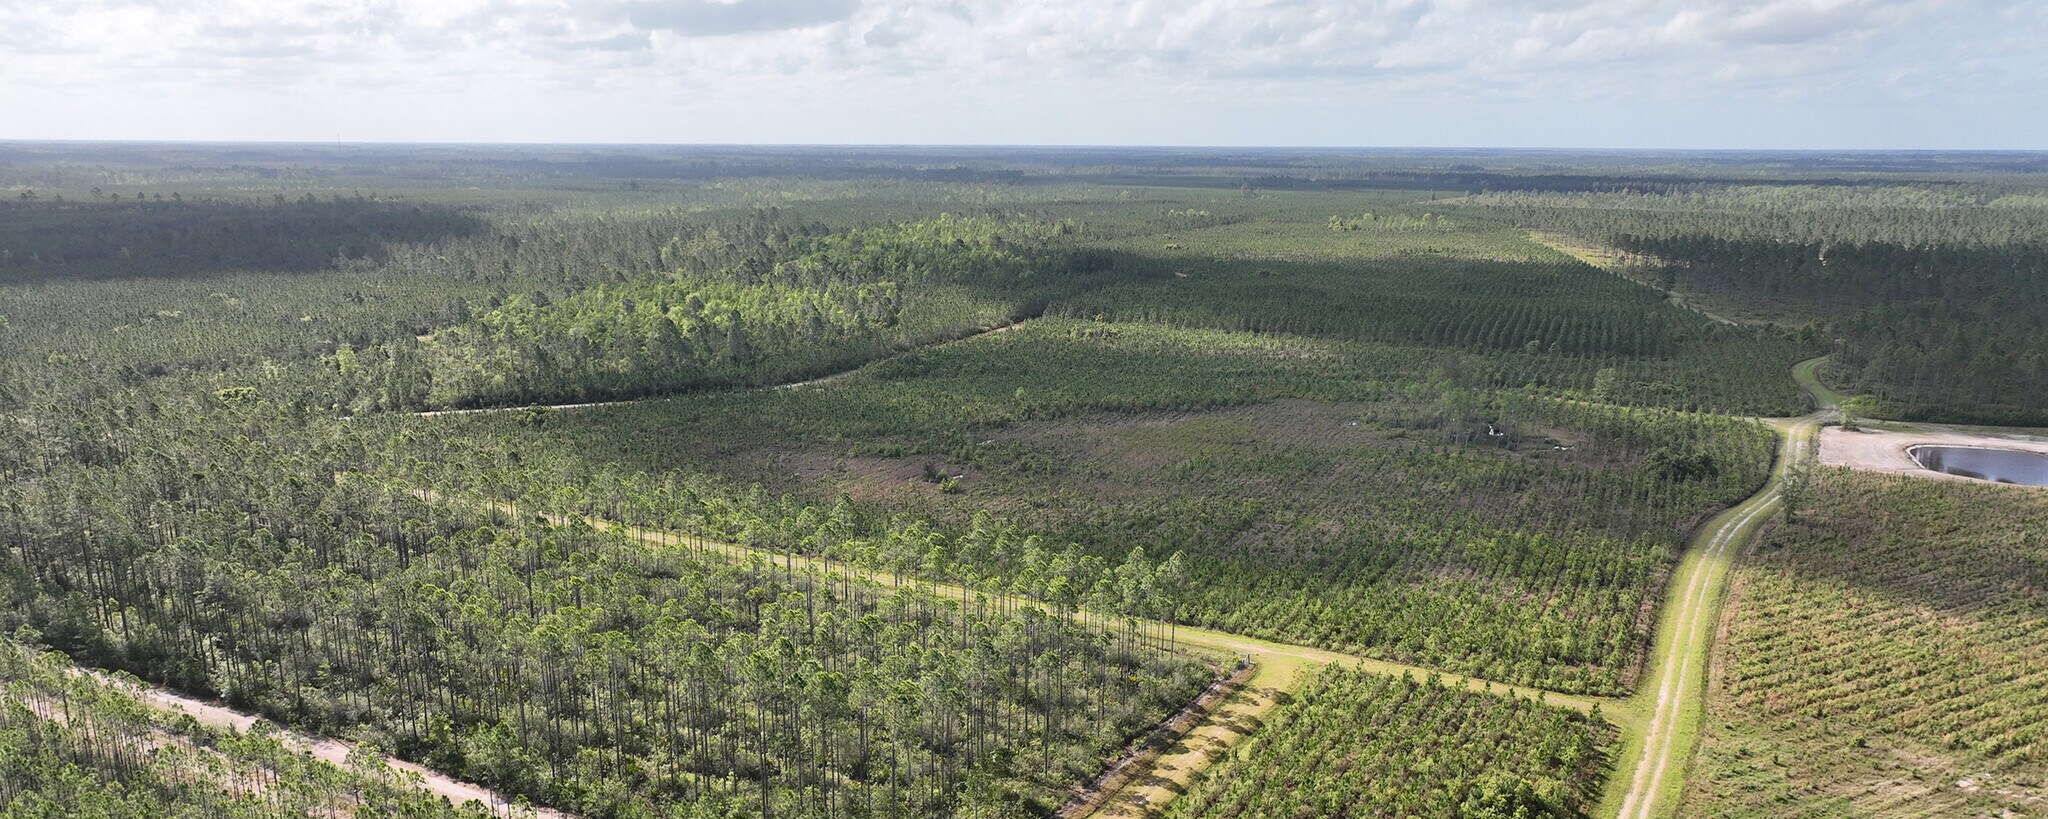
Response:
[[1600, 356, 1836, 819]]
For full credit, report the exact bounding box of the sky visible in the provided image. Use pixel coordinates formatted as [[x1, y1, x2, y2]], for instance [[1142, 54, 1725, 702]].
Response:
[[1, 0, 2042, 149]]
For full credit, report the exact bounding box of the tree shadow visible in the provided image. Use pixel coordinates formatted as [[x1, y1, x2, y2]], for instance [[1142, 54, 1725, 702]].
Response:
[[0, 197, 489, 285]]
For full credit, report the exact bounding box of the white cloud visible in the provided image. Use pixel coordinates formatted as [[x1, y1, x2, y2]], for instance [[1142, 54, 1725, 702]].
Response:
[[618, 0, 860, 37], [0, 0, 2038, 147]]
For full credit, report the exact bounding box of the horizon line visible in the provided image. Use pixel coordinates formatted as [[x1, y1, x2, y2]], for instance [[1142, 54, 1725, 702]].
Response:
[[5, 138, 2048, 155]]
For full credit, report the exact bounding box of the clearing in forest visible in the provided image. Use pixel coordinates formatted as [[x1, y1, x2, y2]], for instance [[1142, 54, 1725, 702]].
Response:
[[413, 321, 1782, 696], [1819, 424, 2048, 483]]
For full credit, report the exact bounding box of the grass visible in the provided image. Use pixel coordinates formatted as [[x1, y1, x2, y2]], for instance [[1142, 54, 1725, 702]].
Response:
[[1599, 448, 1786, 819], [1793, 356, 1851, 414]]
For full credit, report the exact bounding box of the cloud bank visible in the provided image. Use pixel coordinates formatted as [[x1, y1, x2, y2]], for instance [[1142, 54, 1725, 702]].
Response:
[[0, 0, 2039, 147]]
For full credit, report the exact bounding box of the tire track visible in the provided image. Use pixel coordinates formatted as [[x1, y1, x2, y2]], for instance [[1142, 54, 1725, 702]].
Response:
[[1614, 492, 1780, 819], [1608, 357, 1831, 819]]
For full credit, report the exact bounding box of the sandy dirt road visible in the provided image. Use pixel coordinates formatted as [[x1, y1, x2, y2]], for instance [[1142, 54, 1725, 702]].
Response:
[[83, 668, 567, 818]]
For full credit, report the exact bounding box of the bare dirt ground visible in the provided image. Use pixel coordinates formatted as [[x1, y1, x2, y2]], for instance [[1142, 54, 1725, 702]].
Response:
[[1819, 426, 2048, 483]]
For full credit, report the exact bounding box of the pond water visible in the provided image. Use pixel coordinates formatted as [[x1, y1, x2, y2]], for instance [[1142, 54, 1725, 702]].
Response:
[[1909, 445, 2048, 486]]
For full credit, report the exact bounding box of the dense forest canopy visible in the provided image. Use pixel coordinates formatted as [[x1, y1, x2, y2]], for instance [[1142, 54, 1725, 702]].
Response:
[[1453, 185, 2048, 423], [0, 196, 491, 283]]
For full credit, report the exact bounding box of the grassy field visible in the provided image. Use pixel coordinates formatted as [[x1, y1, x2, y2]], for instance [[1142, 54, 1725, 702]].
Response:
[[1680, 468, 2048, 817]]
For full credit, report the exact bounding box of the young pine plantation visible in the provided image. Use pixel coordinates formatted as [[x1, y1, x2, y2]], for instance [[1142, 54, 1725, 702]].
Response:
[[1684, 468, 2048, 818], [5, 145, 2048, 819]]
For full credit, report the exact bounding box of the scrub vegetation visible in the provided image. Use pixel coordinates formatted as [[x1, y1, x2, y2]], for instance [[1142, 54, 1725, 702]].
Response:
[[409, 319, 1778, 695]]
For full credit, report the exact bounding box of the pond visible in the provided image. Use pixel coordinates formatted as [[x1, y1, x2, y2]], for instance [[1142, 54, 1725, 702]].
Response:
[[1908, 445, 2048, 486]]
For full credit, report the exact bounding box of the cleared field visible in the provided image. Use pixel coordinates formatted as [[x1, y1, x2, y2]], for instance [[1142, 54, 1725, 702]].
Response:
[[411, 319, 1780, 696], [1819, 424, 2048, 482], [1679, 468, 2048, 817]]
